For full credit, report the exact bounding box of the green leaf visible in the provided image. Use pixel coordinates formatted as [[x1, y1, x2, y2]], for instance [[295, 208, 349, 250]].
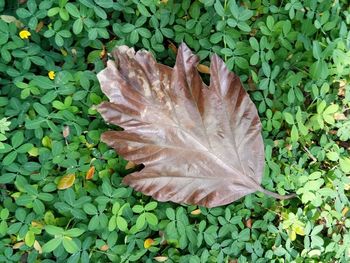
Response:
[[2, 151, 17, 166], [340, 158, 350, 174], [62, 237, 79, 254], [83, 203, 98, 215], [130, 30, 139, 44], [25, 230, 35, 247], [108, 215, 117, 231], [64, 228, 85, 237], [323, 104, 338, 115], [132, 205, 144, 213], [145, 212, 158, 225], [145, 201, 157, 211], [189, 2, 201, 19], [290, 125, 299, 142], [310, 60, 329, 80], [137, 4, 151, 17], [47, 7, 60, 17], [59, 8, 70, 21], [214, 0, 225, 16], [33, 102, 49, 116], [65, 3, 80, 18], [42, 238, 62, 253], [283, 112, 294, 125], [136, 213, 146, 230], [45, 225, 64, 236], [116, 216, 128, 231], [95, 0, 113, 8], [11, 131, 24, 148]]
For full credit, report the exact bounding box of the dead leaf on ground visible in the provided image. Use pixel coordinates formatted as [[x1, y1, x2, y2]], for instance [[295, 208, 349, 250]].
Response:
[[334, 113, 347, 121], [197, 64, 210, 74], [337, 80, 347, 97], [97, 43, 295, 207], [154, 256, 168, 262], [63, 126, 70, 138], [13, 242, 25, 249], [35, 21, 44, 32], [85, 166, 95, 180], [125, 161, 136, 170], [190, 209, 201, 215], [33, 240, 42, 254], [100, 244, 109, 251]]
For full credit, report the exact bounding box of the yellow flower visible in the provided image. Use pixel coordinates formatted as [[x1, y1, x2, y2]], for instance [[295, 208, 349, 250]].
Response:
[[19, 29, 31, 39], [48, 71, 55, 80]]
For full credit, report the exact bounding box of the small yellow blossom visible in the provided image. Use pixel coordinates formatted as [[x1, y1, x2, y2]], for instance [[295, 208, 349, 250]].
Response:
[[19, 29, 31, 39], [48, 71, 55, 80]]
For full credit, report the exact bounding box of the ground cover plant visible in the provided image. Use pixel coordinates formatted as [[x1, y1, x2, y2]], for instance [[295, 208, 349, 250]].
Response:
[[0, 0, 349, 262]]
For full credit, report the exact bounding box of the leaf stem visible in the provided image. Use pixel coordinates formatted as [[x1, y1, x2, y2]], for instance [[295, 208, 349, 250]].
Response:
[[257, 186, 297, 200]]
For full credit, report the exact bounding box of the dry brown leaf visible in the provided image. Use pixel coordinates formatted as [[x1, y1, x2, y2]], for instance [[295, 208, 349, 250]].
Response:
[[245, 218, 252, 228], [35, 21, 44, 32], [337, 80, 347, 97], [168, 41, 177, 54], [334, 112, 347, 121], [63, 126, 70, 138], [97, 44, 295, 207], [100, 244, 109, 251], [85, 166, 95, 180]]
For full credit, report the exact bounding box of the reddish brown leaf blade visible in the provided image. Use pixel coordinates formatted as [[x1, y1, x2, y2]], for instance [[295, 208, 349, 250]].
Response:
[[97, 43, 294, 207], [85, 166, 95, 180]]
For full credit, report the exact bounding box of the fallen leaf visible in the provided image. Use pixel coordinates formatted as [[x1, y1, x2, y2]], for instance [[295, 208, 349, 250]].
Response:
[[168, 41, 177, 54], [13, 242, 25, 249], [100, 46, 106, 59], [245, 218, 252, 228], [85, 166, 95, 180], [190, 209, 201, 215], [33, 240, 42, 254], [35, 21, 44, 32], [57, 174, 75, 190], [125, 161, 136, 170], [144, 238, 154, 249], [154, 256, 168, 262], [334, 112, 347, 121], [337, 80, 346, 97], [31, 221, 43, 228], [63, 126, 70, 138], [342, 207, 349, 216], [197, 64, 210, 74], [100, 244, 109, 251], [97, 44, 295, 207]]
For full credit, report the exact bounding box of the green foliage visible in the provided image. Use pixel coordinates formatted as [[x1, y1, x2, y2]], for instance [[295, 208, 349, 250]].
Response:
[[0, 0, 350, 262]]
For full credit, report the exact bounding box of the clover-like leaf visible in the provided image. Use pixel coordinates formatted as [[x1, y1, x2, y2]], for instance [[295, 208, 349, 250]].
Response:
[[97, 43, 295, 207]]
